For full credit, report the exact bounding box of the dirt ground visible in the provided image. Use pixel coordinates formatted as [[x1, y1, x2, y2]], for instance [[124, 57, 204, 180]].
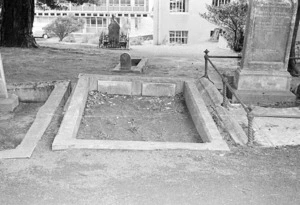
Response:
[[0, 40, 299, 205], [0, 103, 44, 151], [78, 92, 201, 143]]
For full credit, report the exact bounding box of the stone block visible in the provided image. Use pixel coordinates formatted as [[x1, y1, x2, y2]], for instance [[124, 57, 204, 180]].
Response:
[[98, 81, 132, 95], [0, 55, 8, 98], [142, 82, 176, 96], [0, 94, 19, 112], [195, 78, 223, 107], [234, 90, 296, 105], [184, 81, 224, 143]]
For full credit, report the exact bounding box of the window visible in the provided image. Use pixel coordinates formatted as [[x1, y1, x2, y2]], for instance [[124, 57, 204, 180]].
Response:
[[109, 0, 119, 6], [212, 0, 231, 6], [170, 0, 187, 12], [121, 0, 131, 6], [86, 17, 108, 33], [97, 0, 107, 6], [169, 31, 188, 44], [135, 0, 145, 6]]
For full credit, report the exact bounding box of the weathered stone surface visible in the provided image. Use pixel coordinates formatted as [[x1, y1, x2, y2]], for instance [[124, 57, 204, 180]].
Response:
[[184, 81, 227, 146], [0, 54, 8, 98], [196, 78, 223, 107], [241, 0, 297, 71], [108, 15, 120, 47], [98, 80, 132, 95], [236, 0, 298, 104], [120, 53, 132, 70], [142, 83, 176, 96]]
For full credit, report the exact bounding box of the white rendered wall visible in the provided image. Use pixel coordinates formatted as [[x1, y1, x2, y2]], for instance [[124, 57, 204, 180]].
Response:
[[153, 0, 217, 45]]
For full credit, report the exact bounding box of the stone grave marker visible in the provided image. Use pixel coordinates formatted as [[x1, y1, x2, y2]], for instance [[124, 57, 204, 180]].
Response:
[[236, 0, 298, 104], [120, 53, 132, 71], [0, 54, 19, 112], [108, 15, 120, 47], [0, 54, 8, 98]]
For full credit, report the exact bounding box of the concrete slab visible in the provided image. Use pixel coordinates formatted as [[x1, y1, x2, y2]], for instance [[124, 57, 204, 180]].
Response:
[[234, 90, 296, 105], [98, 80, 132, 95], [7, 82, 54, 102], [0, 81, 71, 159], [184, 81, 228, 147], [0, 94, 19, 112], [228, 104, 300, 147], [52, 77, 89, 150], [112, 58, 148, 74], [81, 74, 186, 95], [142, 82, 176, 96]]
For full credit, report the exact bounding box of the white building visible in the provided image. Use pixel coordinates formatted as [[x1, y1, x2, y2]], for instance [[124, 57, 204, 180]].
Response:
[[153, 0, 231, 45], [34, 0, 153, 37]]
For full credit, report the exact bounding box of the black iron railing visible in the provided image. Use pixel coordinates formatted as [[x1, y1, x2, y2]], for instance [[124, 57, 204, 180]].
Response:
[[202, 49, 255, 145]]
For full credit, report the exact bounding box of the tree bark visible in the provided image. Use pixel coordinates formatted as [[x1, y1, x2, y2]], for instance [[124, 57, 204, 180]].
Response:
[[0, 0, 38, 48], [288, 0, 300, 76]]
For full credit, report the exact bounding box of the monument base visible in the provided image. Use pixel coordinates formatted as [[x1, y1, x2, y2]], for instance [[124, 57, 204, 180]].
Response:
[[112, 58, 148, 74], [0, 94, 19, 112], [233, 90, 296, 105], [234, 69, 296, 105]]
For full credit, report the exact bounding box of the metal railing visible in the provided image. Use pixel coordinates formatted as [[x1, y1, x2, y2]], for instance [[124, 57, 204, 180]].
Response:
[[202, 49, 255, 145]]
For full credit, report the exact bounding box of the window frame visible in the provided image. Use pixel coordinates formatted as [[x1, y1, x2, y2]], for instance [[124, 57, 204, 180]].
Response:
[[170, 0, 188, 13], [169, 30, 188, 44]]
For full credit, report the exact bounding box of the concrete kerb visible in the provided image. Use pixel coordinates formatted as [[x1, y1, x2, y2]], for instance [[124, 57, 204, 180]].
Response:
[[112, 58, 148, 73], [52, 74, 230, 151], [0, 81, 71, 159], [196, 78, 248, 145]]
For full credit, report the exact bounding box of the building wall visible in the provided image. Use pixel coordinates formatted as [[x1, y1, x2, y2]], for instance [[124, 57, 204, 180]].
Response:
[[153, 0, 217, 45], [33, 0, 153, 37]]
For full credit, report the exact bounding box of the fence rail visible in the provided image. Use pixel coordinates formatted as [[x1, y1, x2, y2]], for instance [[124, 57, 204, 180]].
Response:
[[202, 49, 254, 145]]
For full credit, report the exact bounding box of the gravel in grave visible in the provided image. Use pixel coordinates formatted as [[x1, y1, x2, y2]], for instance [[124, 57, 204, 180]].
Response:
[[0, 102, 44, 151], [77, 91, 202, 143]]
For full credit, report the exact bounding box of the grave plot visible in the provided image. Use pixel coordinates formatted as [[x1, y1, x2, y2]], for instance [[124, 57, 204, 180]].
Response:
[[77, 92, 202, 143], [52, 74, 229, 151], [0, 81, 71, 159], [0, 102, 44, 151]]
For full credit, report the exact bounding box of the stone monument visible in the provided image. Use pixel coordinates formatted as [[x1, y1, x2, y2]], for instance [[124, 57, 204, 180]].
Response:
[[235, 0, 298, 104], [120, 53, 132, 71], [108, 15, 120, 48], [0, 54, 19, 112]]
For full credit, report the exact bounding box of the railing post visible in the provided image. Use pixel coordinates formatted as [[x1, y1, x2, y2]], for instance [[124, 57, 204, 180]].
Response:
[[222, 75, 228, 108], [203, 49, 209, 78], [247, 110, 254, 146]]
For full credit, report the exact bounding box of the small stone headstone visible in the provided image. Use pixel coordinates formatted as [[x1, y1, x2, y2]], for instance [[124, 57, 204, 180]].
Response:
[[210, 28, 220, 41], [120, 53, 132, 71], [0, 54, 8, 99]]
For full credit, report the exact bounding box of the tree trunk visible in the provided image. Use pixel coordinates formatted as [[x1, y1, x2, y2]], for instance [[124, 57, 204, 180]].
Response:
[[0, 0, 38, 48], [288, 0, 300, 76]]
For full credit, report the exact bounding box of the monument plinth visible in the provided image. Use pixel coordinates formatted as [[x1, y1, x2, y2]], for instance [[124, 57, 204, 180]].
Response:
[[0, 55, 19, 112], [235, 0, 298, 104]]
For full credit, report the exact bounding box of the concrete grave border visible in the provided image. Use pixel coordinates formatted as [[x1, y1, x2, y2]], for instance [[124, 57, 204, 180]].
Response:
[[52, 74, 229, 151], [112, 58, 148, 73], [0, 81, 71, 159]]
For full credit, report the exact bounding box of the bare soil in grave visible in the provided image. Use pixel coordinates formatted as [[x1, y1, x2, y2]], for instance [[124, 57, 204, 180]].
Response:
[[0, 41, 299, 205], [78, 91, 202, 143], [0, 102, 44, 150]]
